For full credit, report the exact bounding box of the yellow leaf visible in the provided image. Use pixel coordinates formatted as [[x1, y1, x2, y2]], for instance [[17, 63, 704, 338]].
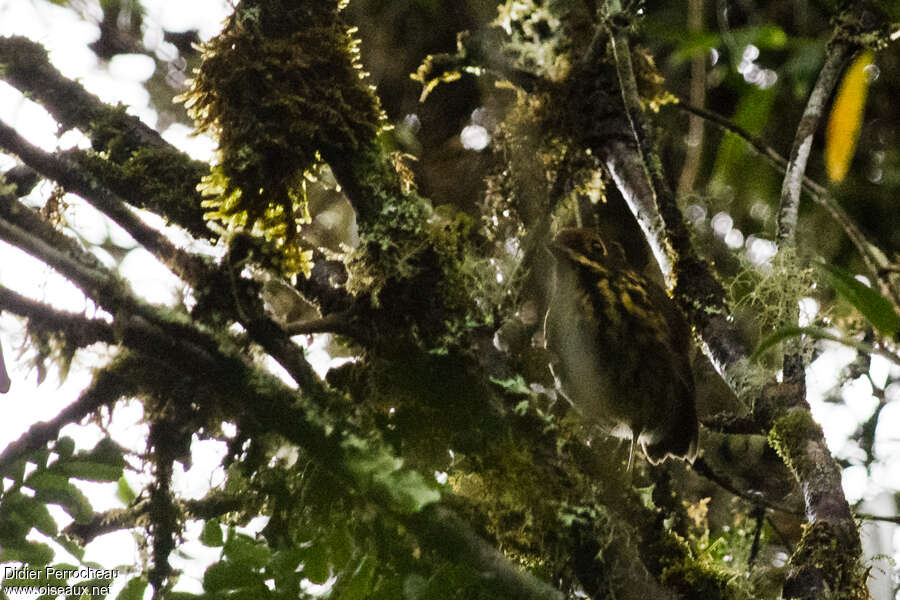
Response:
[[825, 50, 874, 183]]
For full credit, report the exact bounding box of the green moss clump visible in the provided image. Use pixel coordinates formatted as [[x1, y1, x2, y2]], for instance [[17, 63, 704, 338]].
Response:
[[88, 104, 146, 162], [786, 521, 869, 600], [767, 408, 820, 476], [345, 183, 502, 350], [660, 552, 736, 600], [649, 531, 749, 600], [182, 0, 383, 276]]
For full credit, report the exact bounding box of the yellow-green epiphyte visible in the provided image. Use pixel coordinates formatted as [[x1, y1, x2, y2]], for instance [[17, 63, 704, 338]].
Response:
[[182, 0, 384, 276]]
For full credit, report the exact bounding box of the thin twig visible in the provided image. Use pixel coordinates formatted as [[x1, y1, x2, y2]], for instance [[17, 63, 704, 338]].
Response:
[[777, 38, 854, 246], [284, 312, 356, 336], [674, 101, 900, 309], [63, 493, 246, 545], [691, 457, 803, 516], [676, 0, 706, 198], [856, 513, 900, 524], [769, 326, 900, 366], [699, 413, 760, 435]]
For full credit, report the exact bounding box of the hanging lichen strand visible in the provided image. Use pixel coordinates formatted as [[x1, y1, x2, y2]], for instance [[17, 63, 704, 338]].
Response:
[[181, 0, 383, 277]]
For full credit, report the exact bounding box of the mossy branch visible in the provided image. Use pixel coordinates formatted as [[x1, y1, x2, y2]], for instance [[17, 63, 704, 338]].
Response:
[[0, 36, 210, 238], [1, 180, 561, 600], [0, 121, 210, 283]]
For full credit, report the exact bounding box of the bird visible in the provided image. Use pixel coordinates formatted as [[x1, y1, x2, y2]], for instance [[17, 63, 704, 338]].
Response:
[[543, 228, 698, 466]]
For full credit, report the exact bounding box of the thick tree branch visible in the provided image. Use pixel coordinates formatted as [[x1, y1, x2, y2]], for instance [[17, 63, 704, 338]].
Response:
[[0, 192, 109, 276], [768, 15, 881, 598], [0, 213, 126, 311], [409, 505, 564, 600], [605, 24, 674, 281], [595, 18, 748, 378], [0, 36, 211, 238]]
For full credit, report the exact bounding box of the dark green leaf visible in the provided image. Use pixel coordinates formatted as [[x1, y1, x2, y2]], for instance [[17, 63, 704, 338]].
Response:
[[334, 555, 375, 600], [116, 578, 148, 600], [0, 540, 55, 565], [18, 496, 58, 537], [54, 535, 86, 561], [54, 437, 76, 458], [53, 460, 123, 482], [302, 545, 331, 584], [403, 574, 428, 600], [711, 86, 776, 187], [32, 447, 51, 469], [817, 262, 900, 337], [25, 470, 70, 492], [223, 531, 270, 568], [343, 437, 439, 514], [0, 508, 31, 544], [268, 547, 306, 581], [0, 457, 27, 481], [29, 476, 94, 524], [203, 560, 263, 592], [200, 519, 224, 547], [82, 438, 127, 468]]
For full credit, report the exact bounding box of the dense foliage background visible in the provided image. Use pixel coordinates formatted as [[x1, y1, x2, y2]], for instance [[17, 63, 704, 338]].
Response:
[[1, 1, 899, 598]]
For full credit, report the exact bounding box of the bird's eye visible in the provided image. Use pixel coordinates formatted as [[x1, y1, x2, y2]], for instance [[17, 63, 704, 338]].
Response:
[[591, 239, 607, 257]]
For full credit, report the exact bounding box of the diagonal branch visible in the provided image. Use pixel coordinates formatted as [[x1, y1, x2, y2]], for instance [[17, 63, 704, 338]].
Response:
[[675, 101, 900, 308], [0, 37, 211, 238], [0, 37, 168, 150], [0, 120, 210, 285], [596, 16, 748, 378], [777, 38, 855, 246]]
